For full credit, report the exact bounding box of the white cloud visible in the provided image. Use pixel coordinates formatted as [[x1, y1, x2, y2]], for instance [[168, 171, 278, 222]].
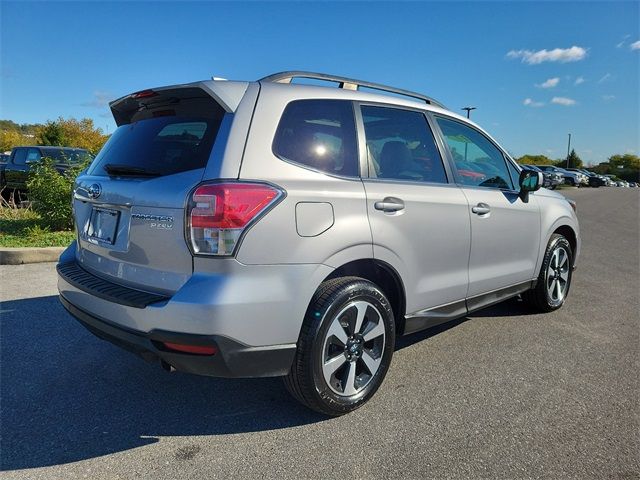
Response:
[[597, 73, 612, 84], [506, 46, 587, 64], [536, 77, 560, 88], [602, 95, 616, 102], [81, 91, 112, 108], [574, 76, 585, 85], [551, 97, 577, 106], [631, 40, 640, 51], [616, 34, 631, 48], [523, 98, 545, 107]]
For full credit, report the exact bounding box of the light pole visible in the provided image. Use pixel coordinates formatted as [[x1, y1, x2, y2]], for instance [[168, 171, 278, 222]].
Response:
[[566, 133, 572, 168], [461, 107, 476, 160], [462, 106, 476, 119]]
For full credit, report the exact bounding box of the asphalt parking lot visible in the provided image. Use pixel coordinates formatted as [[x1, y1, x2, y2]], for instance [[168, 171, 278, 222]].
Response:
[[1, 187, 638, 479]]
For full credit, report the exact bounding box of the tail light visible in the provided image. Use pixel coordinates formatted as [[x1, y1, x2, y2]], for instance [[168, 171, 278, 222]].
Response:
[[187, 182, 283, 256]]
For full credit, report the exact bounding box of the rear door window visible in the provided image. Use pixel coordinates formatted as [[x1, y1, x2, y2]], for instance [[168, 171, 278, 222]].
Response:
[[361, 105, 448, 184], [273, 100, 359, 177]]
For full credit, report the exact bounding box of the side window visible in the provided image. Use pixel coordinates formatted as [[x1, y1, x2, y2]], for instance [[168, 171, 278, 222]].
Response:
[[26, 149, 42, 163], [361, 106, 447, 184], [435, 116, 514, 190], [12, 148, 27, 165], [273, 100, 358, 177]]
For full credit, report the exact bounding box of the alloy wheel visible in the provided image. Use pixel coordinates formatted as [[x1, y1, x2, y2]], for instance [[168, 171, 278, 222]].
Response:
[[546, 246, 570, 303], [321, 300, 386, 396]]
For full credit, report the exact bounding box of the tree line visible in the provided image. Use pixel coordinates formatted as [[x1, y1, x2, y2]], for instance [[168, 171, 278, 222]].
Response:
[[0, 118, 109, 156], [516, 150, 639, 182]]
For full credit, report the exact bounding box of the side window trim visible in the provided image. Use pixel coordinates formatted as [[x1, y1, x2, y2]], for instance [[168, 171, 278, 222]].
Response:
[[354, 101, 453, 185], [432, 113, 516, 191]]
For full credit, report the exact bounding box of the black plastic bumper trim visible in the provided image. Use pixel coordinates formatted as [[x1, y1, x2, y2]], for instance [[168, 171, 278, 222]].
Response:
[[59, 294, 296, 378], [57, 261, 168, 308]]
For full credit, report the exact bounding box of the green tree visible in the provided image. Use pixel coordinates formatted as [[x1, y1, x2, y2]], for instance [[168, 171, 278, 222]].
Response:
[[0, 130, 33, 152], [562, 149, 583, 168], [37, 117, 109, 155], [608, 153, 640, 170], [516, 154, 554, 166], [38, 121, 66, 146], [27, 157, 90, 230]]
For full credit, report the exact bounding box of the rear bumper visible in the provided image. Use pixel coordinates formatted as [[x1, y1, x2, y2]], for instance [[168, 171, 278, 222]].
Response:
[[59, 294, 296, 378], [56, 242, 332, 377]]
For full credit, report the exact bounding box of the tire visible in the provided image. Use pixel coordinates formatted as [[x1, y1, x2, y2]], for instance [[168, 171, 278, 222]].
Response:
[[284, 276, 395, 416], [523, 234, 573, 312]]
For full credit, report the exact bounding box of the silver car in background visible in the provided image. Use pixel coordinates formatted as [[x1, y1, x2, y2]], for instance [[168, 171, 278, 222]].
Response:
[[57, 71, 580, 415]]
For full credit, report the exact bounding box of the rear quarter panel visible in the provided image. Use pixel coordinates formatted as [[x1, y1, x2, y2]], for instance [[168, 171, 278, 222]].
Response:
[[236, 83, 372, 267]]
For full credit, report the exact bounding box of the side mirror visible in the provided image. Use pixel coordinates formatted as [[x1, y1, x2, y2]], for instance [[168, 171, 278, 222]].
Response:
[[519, 169, 543, 202]]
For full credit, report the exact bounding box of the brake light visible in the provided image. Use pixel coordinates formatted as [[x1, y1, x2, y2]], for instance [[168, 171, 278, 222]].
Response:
[[187, 182, 283, 256], [132, 89, 157, 99]]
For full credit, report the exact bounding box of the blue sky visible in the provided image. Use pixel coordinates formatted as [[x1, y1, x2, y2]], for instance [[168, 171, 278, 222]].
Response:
[[1, 1, 638, 165]]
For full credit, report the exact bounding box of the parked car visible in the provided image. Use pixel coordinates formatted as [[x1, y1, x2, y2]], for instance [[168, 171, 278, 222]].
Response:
[[567, 168, 605, 187], [520, 164, 562, 189], [1, 146, 91, 191], [57, 71, 581, 415], [538, 165, 580, 186], [0, 153, 9, 164], [628, 182, 637, 187]]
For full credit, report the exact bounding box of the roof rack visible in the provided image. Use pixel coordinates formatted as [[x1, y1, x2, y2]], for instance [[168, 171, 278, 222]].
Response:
[[259, 71, 447, 110]]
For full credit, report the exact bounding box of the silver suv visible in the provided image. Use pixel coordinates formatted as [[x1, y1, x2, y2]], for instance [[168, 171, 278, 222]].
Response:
[[57, 72, 580, 415]]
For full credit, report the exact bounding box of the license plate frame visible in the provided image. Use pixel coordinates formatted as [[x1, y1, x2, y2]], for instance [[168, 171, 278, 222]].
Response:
[[86, 207, 120, 245]]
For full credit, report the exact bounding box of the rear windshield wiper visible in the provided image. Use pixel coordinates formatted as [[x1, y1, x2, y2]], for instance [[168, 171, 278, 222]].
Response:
[[104, 163, 161, 177]]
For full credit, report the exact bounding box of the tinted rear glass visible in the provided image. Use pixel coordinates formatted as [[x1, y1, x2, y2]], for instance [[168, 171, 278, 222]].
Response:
[[273, 100, 358, 177], [89, 88, 225, 177], [88, 116, 222, 177]]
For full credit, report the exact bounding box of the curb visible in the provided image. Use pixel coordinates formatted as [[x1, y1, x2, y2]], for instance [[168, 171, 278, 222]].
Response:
[[0, 247, 64, 265]]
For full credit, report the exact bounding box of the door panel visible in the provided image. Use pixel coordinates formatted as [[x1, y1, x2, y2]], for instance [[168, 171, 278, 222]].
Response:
[[462, 188, 540, 296], [358, 105, 470, 316], [433, 115, 541, 297], [365, 181, 471, 314]]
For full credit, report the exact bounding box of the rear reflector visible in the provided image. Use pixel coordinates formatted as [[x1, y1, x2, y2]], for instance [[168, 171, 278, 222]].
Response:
[[187, 182, 283, 256], [162, 342, 217, 355]]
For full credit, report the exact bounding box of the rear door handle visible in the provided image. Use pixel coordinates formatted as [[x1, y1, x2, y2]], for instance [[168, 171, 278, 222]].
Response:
[[471, 203, 491, 215], [374, 197, 405, 213]]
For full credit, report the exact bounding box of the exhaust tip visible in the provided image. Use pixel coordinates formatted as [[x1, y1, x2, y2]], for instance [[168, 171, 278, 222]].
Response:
[[160, 360, 177, 373]]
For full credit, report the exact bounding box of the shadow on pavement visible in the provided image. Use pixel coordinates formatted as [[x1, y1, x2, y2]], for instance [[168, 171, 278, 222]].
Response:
[[0, 294, 535, 470], [395, 296, 536, 350], [0, 295, 324, 471]]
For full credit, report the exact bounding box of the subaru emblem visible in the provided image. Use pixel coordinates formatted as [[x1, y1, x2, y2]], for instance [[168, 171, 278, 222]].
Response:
[[87, 183, 102, 199]]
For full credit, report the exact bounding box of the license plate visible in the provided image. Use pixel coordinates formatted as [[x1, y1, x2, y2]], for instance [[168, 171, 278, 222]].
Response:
[[87, 207, 120, 245]]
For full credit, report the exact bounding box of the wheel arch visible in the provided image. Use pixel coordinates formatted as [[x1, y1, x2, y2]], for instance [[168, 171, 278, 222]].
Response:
[[324, 258, 407, 335], [553, 224, 577, 260]]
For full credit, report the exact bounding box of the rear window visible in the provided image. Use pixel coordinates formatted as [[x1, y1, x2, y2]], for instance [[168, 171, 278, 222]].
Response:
[[42, 149, 91, 164], [88, 88, 225, 177], [273, 100, 358, 177]]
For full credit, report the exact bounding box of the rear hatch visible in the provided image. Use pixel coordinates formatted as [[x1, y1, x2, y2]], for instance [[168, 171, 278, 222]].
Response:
[[73, 85, 229, 294]]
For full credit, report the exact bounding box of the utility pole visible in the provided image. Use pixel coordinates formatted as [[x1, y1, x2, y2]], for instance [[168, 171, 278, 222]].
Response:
[[566, 133, 572, 168], [462, 107, 476, 119]]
